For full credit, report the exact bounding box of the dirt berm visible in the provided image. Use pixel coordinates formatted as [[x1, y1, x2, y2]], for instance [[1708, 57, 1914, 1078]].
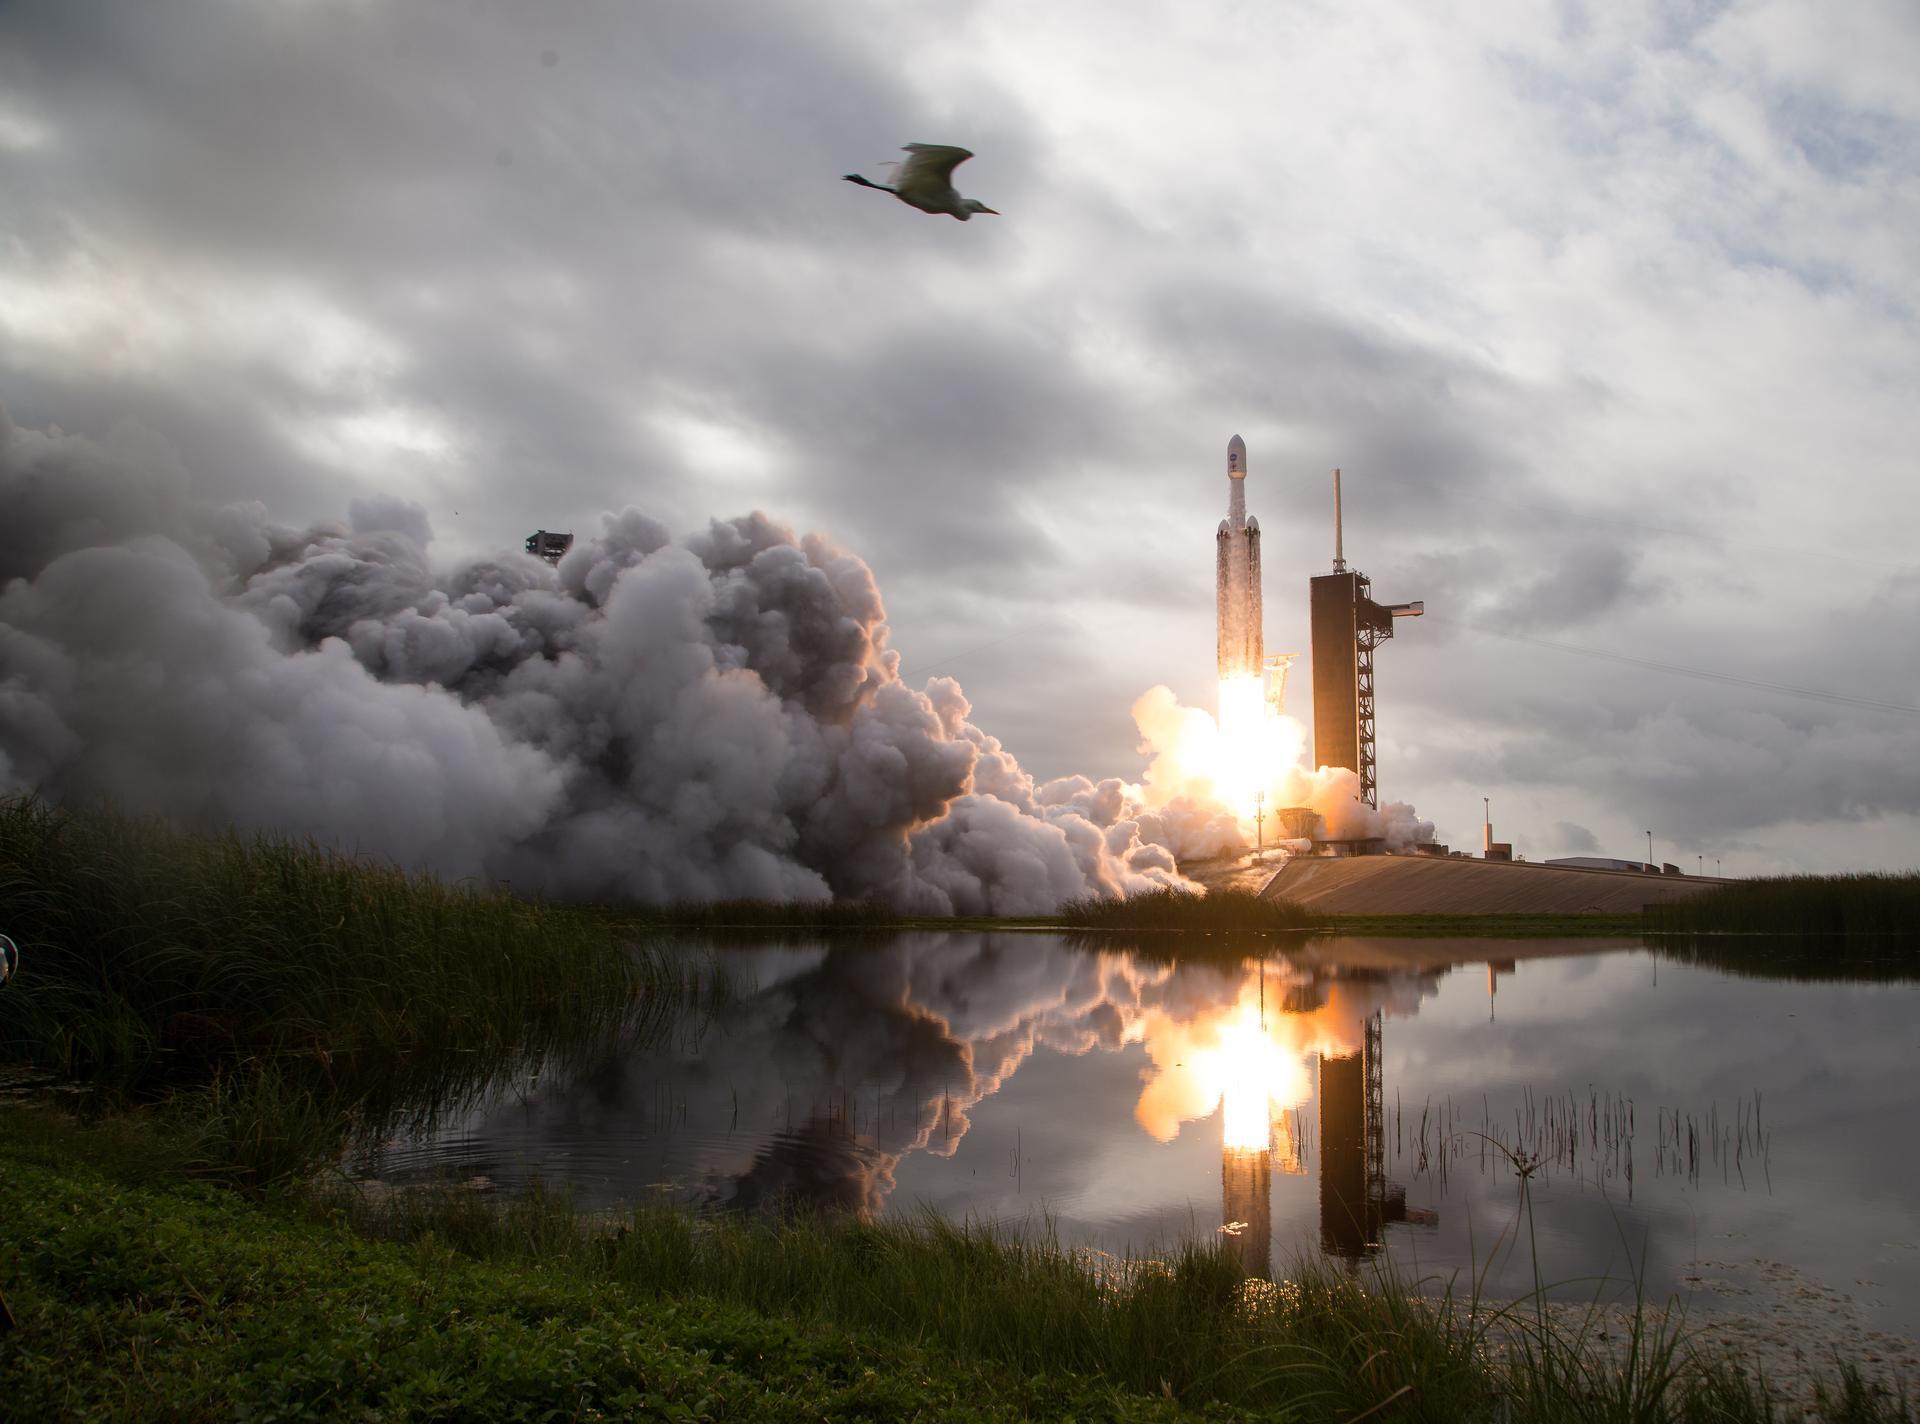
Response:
[[1258, 854, 1721, 915]]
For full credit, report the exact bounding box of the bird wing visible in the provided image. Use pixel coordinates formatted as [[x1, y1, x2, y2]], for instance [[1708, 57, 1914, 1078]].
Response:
[[895, 143, 974, 193]]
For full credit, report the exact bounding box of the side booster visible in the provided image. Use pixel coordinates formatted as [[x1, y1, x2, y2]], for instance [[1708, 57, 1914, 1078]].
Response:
[[1216, 434, 1263, 679]]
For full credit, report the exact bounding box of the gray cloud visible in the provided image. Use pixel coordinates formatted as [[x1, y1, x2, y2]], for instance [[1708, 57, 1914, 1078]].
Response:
[[2, 0, 1917, 872]]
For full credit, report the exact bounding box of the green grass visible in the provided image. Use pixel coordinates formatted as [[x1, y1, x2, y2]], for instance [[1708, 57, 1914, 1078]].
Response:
[[1058, 888, 1314, 933], [1643, 873, 1920, 937], [0, 1108, 1213, 1423], [6, 1106, 1913, 1424]]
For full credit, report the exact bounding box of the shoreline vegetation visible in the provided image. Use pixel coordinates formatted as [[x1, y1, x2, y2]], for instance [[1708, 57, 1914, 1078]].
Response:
[[3, 1106, 1911, 1423], [2, 797, 1915, 1419]]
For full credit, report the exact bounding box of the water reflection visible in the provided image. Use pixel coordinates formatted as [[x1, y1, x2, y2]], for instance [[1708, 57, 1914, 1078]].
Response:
[[376, 937, 1475, 1258], [367, 932, 1920, 1336]]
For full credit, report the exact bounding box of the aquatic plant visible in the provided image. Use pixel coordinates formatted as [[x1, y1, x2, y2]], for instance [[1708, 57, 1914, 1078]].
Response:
[[1389, 1087, 1773, 1198]]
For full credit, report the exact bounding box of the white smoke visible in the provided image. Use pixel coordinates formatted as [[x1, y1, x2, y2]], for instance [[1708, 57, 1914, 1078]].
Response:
[[0, 410, 1201, 913], [1129, 685, 1436, 855]]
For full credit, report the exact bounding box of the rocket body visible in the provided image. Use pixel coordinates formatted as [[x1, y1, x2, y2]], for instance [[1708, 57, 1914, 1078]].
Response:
[[1216, 435, 1263, 679]]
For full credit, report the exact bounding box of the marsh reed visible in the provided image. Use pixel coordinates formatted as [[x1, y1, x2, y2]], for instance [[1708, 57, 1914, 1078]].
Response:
[[0, 796, 712, 1181], [1645, 872, 1920, 938]]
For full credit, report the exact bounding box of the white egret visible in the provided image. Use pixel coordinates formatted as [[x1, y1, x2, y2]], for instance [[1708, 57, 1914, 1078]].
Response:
[[843, 144, 999, 221]]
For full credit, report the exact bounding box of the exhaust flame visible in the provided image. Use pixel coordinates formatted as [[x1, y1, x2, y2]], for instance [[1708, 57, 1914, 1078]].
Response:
[[1130, 679, 1434, 860], [1213, 674, 1279, 820], [1131, 970, 1403, 1150]]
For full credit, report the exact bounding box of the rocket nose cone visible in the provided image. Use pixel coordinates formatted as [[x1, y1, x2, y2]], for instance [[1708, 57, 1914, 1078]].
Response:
[[1227, 434, 1246, 476]]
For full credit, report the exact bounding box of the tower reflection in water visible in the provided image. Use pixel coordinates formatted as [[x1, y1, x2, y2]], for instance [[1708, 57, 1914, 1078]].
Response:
[[1217, 997, 1431, 1278], [1316, 1012, 1416, 1260]]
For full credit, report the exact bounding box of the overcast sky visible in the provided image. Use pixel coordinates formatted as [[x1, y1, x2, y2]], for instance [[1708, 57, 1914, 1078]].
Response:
[[3, 0, 1917, 873]]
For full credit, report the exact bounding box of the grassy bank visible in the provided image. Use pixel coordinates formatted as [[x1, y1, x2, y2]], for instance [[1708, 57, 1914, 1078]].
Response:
[[8, 1105, 1906, 1424], [1644, 872, 1920, 938], [0, 796, 713, 1183], [0, 797, 687, 1092], [0, 1108, 1205, 1423]]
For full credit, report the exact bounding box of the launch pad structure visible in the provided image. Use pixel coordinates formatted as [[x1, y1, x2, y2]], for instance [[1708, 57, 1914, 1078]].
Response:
[[1309, 470, 1422, 809]]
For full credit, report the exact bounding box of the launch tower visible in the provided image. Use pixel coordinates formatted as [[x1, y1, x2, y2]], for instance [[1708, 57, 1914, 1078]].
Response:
[[1308, 471, 1423, 808]]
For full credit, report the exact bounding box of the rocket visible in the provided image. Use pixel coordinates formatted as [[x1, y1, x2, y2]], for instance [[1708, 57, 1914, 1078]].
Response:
[[1216, 434, 1263, 679]]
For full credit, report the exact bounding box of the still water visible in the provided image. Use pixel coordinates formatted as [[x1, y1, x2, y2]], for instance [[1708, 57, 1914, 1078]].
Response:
[[367, 935, 1920, 1337]]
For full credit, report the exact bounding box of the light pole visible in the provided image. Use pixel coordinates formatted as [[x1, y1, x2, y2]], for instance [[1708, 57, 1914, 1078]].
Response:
[[1646, 830, 1653, 868], [1253, 790, 1266, 863], [1697, 855, 1703, 876]]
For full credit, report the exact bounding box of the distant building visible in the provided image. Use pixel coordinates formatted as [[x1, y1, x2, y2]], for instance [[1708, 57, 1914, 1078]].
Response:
[[1543, 856, 1650, 873], [525, 529, 574, 565]]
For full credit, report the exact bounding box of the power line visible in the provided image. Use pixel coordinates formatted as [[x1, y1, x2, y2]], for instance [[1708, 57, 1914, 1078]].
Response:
[[1437, 616, 1920, 718]]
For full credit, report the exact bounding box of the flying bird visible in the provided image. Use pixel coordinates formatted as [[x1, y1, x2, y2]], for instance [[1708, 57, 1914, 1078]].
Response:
[[844, 144, 999, 221]]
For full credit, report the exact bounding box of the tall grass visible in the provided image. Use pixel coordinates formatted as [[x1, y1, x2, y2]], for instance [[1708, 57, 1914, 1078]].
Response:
[[0, 796, 711, 1179], [315, 1179, 1916, 1423], [334, 1182, 1492, 1419], [1644, 873, 1920, 938], [1060, 886, 1313, 932]]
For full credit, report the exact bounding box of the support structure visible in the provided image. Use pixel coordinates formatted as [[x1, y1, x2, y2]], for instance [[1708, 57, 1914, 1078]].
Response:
[[1308, 471, 1422, 808], [1363, 1012, 1386, 1222]]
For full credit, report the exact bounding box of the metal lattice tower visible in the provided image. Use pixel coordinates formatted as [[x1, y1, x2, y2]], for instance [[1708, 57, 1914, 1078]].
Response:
[[1363, 1011, 1386, 1238], [1354, 576, 1385, 808]]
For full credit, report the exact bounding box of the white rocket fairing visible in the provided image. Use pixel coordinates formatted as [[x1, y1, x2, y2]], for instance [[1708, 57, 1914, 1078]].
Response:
[[1216, 434, 1263, 679]]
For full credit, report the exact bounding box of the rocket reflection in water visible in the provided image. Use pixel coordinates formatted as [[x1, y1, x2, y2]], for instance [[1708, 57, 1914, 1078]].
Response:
[[1213, 991, 1419, 1279]]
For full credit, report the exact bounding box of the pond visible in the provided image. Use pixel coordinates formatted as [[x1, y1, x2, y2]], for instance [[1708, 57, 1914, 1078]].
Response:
[[363, 933, 1920, 1342]]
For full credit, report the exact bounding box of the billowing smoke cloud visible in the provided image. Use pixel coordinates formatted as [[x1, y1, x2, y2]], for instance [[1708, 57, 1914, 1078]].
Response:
[[0, 410, 1203, 912]]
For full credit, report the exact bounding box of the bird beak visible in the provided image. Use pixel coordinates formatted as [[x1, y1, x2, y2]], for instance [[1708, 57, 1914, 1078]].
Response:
[[980, 207, 1000, 215]]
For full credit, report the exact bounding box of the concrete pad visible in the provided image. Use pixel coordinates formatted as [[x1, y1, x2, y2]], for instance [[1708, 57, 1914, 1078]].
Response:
[[1257, 854, 1721, 915]]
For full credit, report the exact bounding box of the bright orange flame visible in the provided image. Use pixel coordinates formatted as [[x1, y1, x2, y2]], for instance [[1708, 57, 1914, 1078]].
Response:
[[1134, 978, 1315, 1148], [1213, 675, 1271, 819], [1130, 680, 1369, 845]]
